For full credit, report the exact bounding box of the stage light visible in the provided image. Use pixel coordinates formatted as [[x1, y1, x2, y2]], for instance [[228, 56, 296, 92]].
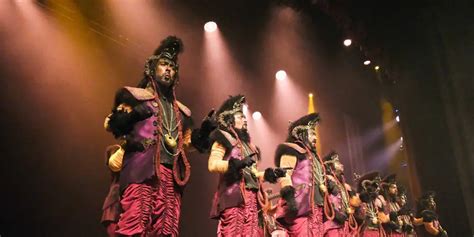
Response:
[[243, 104, 249, 114], [364, 60, 371, 65], [343, 39, 352, 47], [400, 137, 403, 141], [308, 93, 313, 97], [396, 115, 400, 122], [252, 111, 262, 120], [204, 21, 217, 32], [275, 70, 287, 81], [375, 65, 380, 70]]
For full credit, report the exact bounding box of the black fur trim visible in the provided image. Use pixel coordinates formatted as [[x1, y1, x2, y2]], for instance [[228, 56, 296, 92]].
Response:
[[280, 186, 298, 216], [209, 129, 234, 155], [191, 128, 211, 153], [123, 140, 145, 153], [190, 112, 218, 153], [216, 95, 245, 119], [113, 88, 140, 109], [264, 168, 279, 183], [108, 111, 135, 138], [224, 159, 243, 184], [274, 143, 306, 167], [421, 210, 438, 222], [397, 205, 412, 216]]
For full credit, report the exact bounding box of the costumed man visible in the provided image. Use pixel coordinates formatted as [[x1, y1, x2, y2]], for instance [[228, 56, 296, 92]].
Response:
[[396, 186, 416, 237], [272, 113, 331, 237], [105, 36, 215, 236], [414, 191, 448, 237], [355, 172, 390, 237], [322, 151, 360, 236], [380, 174, 405, 237], [100, 144, 124, 237], [207, 95, 267, 236]]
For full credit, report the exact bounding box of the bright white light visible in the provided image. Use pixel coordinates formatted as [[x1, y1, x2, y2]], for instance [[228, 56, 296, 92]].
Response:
[[308, 93, 313, 97], [396, 115, 400, 122], [364, 60, 371, 65], [400, 137, 403, 141], [343, 39, 352, 47], [252, 111, 262, 120], [204, 21, 217, 32], [275, 70, 287, 81], [375, 65, 380, 70]]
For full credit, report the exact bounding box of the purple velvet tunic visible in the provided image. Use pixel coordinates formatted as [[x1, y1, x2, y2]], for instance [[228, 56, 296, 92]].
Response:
[[112, 87, 191, 236], [118, 87, 191, 192], [324, 185, 357, 236], [210, 130, 260, 219], [275, 143, 325, 237], [209, 130, 262, 236]]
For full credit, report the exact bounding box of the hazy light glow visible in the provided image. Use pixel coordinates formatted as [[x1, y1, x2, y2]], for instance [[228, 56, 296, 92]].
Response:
[[243, 104, 249, 116], [275, 70, 287, 81], [396, 115, 400, 122], [375, 65, 380, 70], [364, 60, 371, 65], [252, 111, 262, 120], [343, 39, 352, 47], [204, 21, 217, 32], [309, 93, 313, 97]]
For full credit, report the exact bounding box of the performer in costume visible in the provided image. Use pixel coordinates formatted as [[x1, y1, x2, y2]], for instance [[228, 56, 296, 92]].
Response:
[[100, 144, 124, 237], [271, 113, 331, 237], [380, 174, 404, 237], [414, 191, 448, 237], [396, 186, 416, 237], [105, 36, 215, 236], [208, 95, 267, 237], [322, 151, 360, 237], [355, 171, 389, 237]]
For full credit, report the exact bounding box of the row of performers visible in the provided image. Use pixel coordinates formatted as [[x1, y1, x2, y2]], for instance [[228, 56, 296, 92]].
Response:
[[100, 35, 448, 237]]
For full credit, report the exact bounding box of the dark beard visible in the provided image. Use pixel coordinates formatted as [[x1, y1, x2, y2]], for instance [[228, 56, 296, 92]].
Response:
[[303, 138, 317, 152], [154, 78, 175, 100], [335, 172, 345, 181], [388, 193, 397, 202], [234, 128, 251, 143], [156, 74, 174, 86]]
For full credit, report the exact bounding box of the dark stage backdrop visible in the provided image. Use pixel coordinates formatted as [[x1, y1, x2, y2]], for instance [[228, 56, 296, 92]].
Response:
[[0, 0, 472, 236]]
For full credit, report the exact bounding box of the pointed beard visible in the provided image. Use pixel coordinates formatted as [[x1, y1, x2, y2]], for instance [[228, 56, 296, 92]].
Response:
[[153, 78, 175, 99], [389, 193, 398, 202], [234, 128, 251, 143]]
